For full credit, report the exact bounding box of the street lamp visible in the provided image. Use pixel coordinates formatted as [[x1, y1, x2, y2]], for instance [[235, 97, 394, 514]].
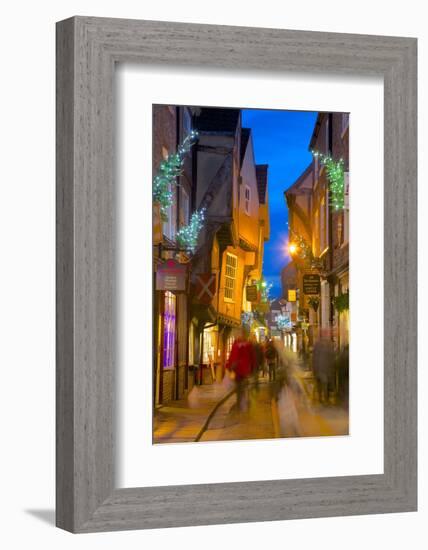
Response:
[[288, 243, 297, 255]]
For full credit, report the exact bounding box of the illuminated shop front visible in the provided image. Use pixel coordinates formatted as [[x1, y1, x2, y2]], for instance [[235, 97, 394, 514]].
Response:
[[163, 291, 176, 369]]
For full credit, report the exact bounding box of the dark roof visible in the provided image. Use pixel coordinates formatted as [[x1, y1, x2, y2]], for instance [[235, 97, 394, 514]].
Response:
[[240, 127, 251, 165], [255, 164, 268, 204], [284, 162, 313, 197], [309, 112, 325, 150], [194, 107, 240, 134]]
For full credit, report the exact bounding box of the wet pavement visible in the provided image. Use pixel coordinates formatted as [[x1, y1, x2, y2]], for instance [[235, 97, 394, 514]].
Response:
[[153, 369, 348, 444]]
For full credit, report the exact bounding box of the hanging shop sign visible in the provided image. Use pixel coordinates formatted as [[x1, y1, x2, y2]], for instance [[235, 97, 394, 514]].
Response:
[[156, 259, 188, 292], [303, 274, 321, 295], [194, 273, 216, 305], [246, 284, 259, 302], [288, 289, 297, 302]]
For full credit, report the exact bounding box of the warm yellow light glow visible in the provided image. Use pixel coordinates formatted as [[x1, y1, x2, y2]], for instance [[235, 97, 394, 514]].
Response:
[[288, 243, 297, 255]]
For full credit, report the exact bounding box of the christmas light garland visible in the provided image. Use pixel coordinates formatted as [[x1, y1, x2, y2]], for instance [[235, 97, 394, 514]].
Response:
[[176, 208, 205, 253], [241, 311, 254, 328], [255, 278, 273, 303], [276, 314, 290, 330], [312, 150, 345, 211], [153, 130, 198, 221], [288, 227, 314, 264]]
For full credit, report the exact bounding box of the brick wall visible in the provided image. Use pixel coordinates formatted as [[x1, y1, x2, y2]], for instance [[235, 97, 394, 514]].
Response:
[[177, 365, 186, 399], [332, 112, 349, 170], [162, 369, 175, 404], [152, 105, 177, 174]]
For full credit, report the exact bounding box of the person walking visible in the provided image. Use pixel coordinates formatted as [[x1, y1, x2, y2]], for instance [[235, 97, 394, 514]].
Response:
[[265, 338, 278, 382], [312, 330, 335, 404], [226, 329, 256, 412], [250, 335, 264, 391]]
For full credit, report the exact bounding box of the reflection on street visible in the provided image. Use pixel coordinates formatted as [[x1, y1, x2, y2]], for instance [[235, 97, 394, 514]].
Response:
[[154, 336, 348, 444]]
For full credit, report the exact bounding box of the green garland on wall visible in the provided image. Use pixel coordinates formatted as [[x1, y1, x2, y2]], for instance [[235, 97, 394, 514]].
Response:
[[333, 290, 349, 313], [255, 277, 273, 303], [312, 150, 345, 211], [288, 227, 314, 265], [176, 208, 205, 253], [153, 130, 198, 221]]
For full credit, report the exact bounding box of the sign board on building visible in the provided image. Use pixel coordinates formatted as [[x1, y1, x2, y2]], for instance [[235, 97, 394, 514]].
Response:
[[303, 274, 321, 295], [288, 289, 297, 302], [194, 273, 216, 305], [246, 284, 259, 302], [156, 259, 188, 292]]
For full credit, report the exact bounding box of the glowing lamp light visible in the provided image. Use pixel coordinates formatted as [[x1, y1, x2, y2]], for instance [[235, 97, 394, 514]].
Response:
[[288, 243, 297, 255]]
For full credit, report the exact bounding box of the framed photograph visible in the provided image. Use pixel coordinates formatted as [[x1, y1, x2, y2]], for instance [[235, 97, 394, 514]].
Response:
[[56, 17, 417, 533]]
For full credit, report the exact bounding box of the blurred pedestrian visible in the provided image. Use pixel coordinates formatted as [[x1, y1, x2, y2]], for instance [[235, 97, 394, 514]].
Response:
[[265, 338, 278, 382], [336, 344, 349, 407], [270, 344, 307, 437], [226, 329, 256, 411], [250, 335, 264, 390], [312, 330, 335, 404]]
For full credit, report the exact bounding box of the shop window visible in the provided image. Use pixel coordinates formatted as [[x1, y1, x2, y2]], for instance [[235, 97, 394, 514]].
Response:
[[224, 253, 237, 302], [202, 328, 217, 365], [188, 322, 194, 366], [226, 335, 235, 360], [163, 291, 176, 369]]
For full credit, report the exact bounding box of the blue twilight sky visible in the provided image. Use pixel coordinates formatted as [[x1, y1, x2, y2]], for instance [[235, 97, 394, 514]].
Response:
[[242, 109, 318, 299]]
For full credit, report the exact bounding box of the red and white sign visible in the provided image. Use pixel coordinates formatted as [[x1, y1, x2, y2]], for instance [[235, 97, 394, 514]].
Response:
[[156, 259, 188, 292], [194, 273, 216, 305]]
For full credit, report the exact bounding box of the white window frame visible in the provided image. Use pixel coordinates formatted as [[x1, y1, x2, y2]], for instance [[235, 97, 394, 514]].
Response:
[[224, 252, 238, 302]]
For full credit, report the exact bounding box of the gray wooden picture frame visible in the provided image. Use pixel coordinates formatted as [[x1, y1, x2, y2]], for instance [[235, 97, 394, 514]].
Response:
[[56, 16, 417, 533]]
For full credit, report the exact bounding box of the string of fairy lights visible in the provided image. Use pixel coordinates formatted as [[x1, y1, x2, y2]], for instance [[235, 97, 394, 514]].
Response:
[[153, 129, 208, 253], [287, 227, 314, 265], [287, 150, 346, 266], [312, 150, 345, 211], [176, 208, 206, 253], [153, 129, 199, 222]]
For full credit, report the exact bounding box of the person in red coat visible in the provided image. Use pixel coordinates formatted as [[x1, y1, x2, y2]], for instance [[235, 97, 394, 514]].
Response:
[[226, 330, 256, 411]]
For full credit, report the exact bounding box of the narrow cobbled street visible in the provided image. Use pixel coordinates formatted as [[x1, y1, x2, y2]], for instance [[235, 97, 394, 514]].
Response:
[[154, 355, 348, 444]]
